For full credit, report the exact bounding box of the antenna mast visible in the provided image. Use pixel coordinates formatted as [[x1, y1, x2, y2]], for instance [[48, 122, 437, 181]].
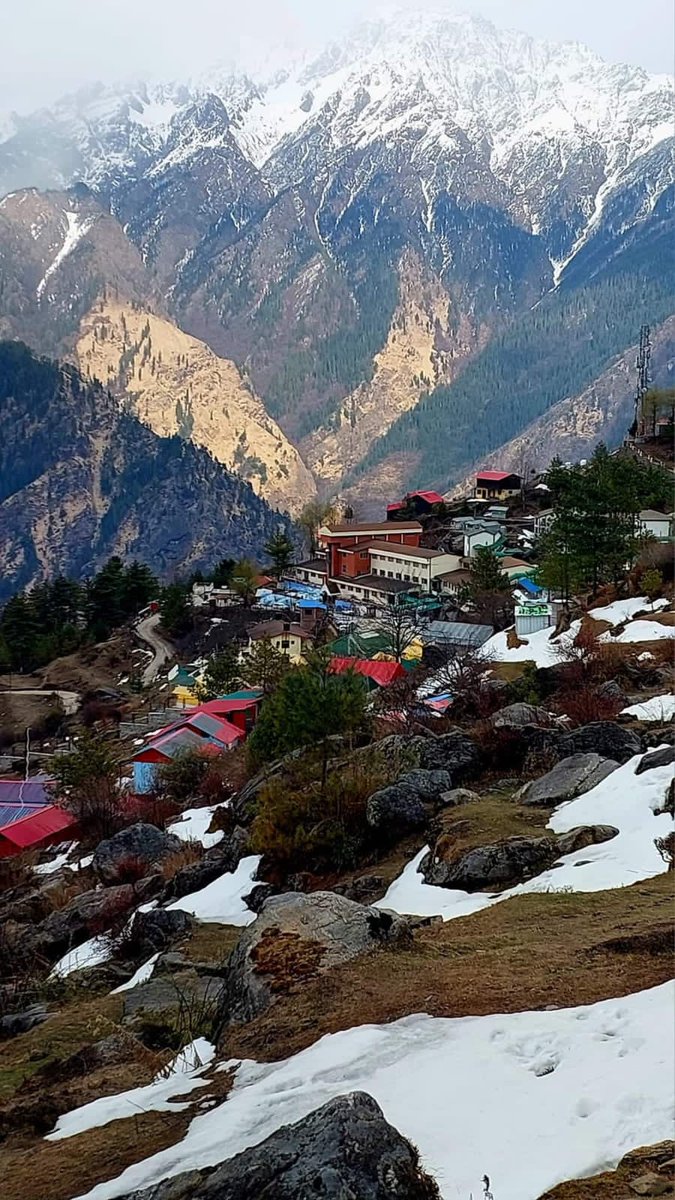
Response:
[[631, 324, 651, 438]]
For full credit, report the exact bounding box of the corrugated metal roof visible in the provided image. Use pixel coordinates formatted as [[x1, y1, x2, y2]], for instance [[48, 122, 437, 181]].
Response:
[[0, 776, 52, 806], [0, 805, 76, 848], [476, 471, 519, 483], [424, 621, 493, 647]]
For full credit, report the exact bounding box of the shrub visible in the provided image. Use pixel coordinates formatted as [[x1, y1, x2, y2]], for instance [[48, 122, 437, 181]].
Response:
[[250, 758, 393, 877], [50, 731, 127, 843]]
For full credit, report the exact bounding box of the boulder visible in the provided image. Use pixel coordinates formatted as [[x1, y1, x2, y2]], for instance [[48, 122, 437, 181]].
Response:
[[93, 824, 183, 886], [420, 730, 481, 778], [596, 679, 627, 705], [517, 753, 619, 807], [555, 825, 619, 855], [34, 884, 137, 960], [129, 907, 194, 955], [396, 769, 453, 802], [491, 703, 554, 729], [242, 883, 278, 913], [440, 788, 480, 807], [0, 1005, 49, 1040], [423, 836, 558, 891], [366, 783, 428, 834], [635, 745, 675, 775], [163, 828, 250, 902], [218, 892, 409, 1026], [118, 1092, 441, 1200], [557, 721, 642, 764]]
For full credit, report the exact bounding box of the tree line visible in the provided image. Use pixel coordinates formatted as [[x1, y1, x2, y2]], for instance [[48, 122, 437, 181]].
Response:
[[0, 558, 158, 673]]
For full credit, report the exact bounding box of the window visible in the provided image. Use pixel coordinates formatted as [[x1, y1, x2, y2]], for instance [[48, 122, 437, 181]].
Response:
[[388, 571, 393, 578], [404, 573, 410, 581], [281, 639, 290, 648], [396, 572, 401, 580]]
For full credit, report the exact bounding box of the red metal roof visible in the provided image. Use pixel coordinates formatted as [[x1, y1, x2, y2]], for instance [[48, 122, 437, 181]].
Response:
[[0, 804, 76, 849], [476, 471, 516, 482], [330, 657, 406, 686], [410, 490, 444, 504]]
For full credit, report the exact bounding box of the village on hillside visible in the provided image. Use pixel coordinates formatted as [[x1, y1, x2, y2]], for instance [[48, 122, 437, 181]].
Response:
[[0, 422, 673, 1200]]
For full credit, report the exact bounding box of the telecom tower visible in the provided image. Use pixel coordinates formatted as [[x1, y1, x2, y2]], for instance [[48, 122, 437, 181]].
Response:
[[629, 324, 651, 439]]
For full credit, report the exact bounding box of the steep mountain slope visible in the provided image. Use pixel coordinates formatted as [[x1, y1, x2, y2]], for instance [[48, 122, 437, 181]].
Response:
[[351, 240, 675, 496], [0, 187, 314, 513], [0, 341, 291, 600], [75, 301, 315, 513], [0, 11, 672, 493], [447, 314, 675, 495]]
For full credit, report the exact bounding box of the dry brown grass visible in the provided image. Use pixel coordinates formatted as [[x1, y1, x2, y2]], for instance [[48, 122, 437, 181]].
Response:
[[222, 874, 674, 1064], [176, 921, 241, 967], [157, 841, 203, 882], [538, 1140, 674, 1199], [251, 930, 326, 993], [1, 1066, 234, 1200]]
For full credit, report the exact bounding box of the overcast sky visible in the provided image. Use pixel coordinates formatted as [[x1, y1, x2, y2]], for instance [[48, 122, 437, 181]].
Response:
[[2, 0, 673, 113]]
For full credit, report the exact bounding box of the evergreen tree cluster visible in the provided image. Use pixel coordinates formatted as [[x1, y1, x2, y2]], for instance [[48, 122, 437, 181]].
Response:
[[353, 266, 675, 492], [0, 558, 158, 672], [536, 446, 672, 598]]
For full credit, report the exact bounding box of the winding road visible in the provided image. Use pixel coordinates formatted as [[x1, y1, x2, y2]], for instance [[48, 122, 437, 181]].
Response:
[[135, 613, 174, 685]]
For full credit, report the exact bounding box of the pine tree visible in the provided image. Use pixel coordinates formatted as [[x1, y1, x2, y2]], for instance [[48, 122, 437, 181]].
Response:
[[240, 639, 290, 695], [231, 560, 259, 607], [264, 529, 295, 578], [198, 646, 242, 701]]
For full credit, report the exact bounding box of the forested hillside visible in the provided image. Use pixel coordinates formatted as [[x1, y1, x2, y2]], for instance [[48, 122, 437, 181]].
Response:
[[0, 342, 292, 600], [354, 259, 675, 493]]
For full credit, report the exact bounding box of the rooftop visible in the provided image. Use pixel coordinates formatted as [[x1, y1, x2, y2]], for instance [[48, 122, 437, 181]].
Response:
[[366, 541, 446, 560], [345, 573, 416, 594], [639, 509, 670, 520], [248, 620, 314, 641], [320, 520, 422, 535], [476, 470, 520, 483]]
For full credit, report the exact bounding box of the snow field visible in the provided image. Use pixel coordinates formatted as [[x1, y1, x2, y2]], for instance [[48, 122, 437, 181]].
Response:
[[167, 855, 260, 925], [75, 983, 675, 1200], [377, 750, 674, 920], [621, 694, 675, 722]]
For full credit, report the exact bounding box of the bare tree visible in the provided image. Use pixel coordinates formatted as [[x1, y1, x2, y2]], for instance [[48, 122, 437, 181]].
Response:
[[374, 603, 424, 663]]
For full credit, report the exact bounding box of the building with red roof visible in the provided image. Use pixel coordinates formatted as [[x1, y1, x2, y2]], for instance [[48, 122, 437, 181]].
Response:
[[475, 471, 521, 500], [0, 776, 76, 857], [387, 490, 445, 519], [329, 657, 406, 688]]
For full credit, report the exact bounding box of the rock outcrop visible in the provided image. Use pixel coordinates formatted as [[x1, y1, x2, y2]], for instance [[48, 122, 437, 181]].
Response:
[[419, 731, 481, 779], [423, 835, 559, 892], [556, 721, 642, 764], [366, 769, 452, 834], [93, 824, 183, 886], [218, 892, 410, 1026], [35, 885, 137, 961], [517, 753, 619, 807], [119, 1092, 441, 1200]]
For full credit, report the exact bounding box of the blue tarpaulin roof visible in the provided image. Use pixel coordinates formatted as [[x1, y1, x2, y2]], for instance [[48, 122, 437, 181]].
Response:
[[519, 577, 542, 595]]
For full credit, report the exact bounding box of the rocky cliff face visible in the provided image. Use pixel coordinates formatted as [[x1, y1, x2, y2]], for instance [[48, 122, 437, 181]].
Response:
[[75, 301, 315, 514], [0, 341, 292, 600], [0, 188, 314, 515]]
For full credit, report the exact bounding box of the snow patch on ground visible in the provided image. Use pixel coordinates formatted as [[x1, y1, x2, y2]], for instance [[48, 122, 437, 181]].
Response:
[[47, 1038, 215, 1142], [599, 620, 675, 644], [621, 694, 675, 723], [588, 596, 668, 624], [377, 750, 673, 920], [75, 983, 675, 1200], [49, 935, 112, 979], [167, 804, 226, 849], [111, 953, 160, 995], [167, 855, 260, 925]]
